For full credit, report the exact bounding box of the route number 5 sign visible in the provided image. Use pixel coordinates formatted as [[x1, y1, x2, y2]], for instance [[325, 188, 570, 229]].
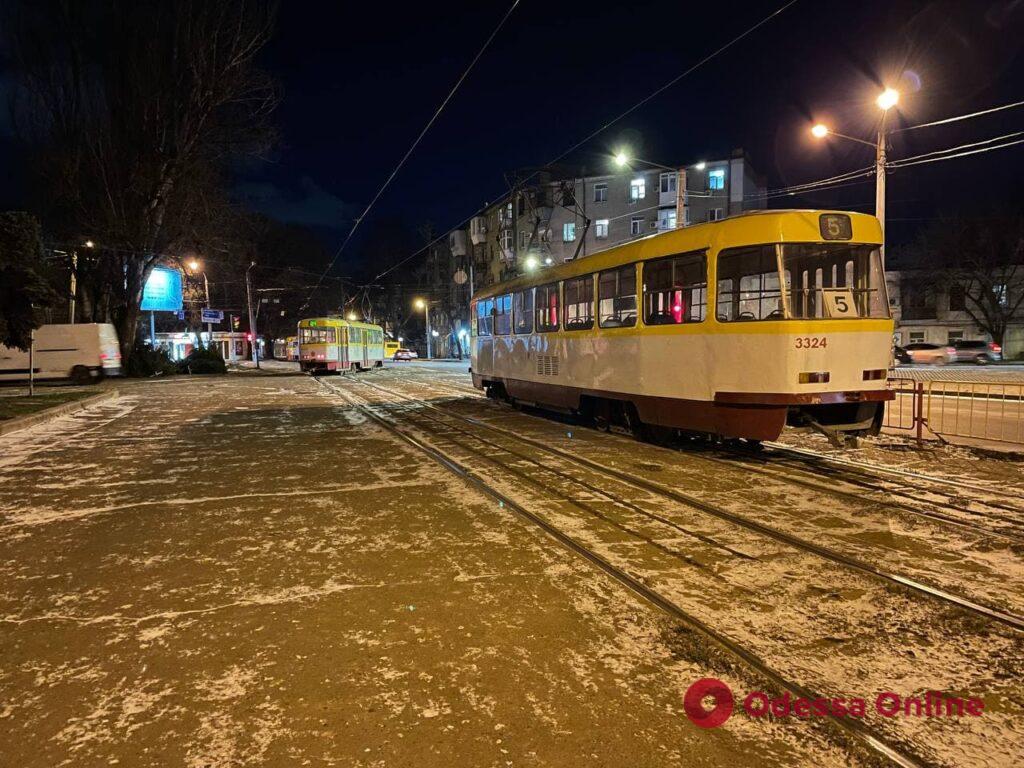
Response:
[[822, 288, 857, 318]]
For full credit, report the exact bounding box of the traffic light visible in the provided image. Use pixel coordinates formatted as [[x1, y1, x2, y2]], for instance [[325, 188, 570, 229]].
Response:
[[245, 332, 253, 342], [232, 315, 241, 330]]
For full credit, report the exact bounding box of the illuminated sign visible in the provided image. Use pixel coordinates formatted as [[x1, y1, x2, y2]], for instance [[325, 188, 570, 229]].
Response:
[[141, 267, 183, 312], [819, 213, 852, 240]]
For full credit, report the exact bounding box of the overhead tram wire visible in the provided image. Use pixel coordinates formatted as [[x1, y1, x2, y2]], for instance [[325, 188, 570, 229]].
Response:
[[300, 0, 521, 311], [371, 0, 800, 285], [891, 99, 1024, 133], [888, 131, 1024, 169]]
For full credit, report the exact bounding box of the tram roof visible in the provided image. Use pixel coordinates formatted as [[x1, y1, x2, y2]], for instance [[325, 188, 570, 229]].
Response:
[[297, 317, 383, 330], [473, 209, 882, 301]]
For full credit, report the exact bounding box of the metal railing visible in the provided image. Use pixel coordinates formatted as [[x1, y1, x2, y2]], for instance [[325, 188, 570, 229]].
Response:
[[884, 378, 1024, 445]]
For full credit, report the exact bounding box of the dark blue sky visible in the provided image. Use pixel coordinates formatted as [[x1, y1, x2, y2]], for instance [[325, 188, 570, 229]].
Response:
[[4, 0, 1023, 257]]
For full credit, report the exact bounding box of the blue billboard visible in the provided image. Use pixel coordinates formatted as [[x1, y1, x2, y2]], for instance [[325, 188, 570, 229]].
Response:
[[141, 267, 183, 312]]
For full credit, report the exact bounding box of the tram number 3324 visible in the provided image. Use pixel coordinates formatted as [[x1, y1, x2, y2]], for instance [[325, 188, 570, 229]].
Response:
[[795, 337, 828, 349]]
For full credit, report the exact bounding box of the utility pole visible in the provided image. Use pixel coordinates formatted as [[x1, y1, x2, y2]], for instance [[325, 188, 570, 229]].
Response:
[[203, 272, 213, 346], [875, 120, 888, 270], [28, 327, 35, 397], [68, 251, 77, 324], [245, 261, 260, 368], [425, 302, 432, 360]]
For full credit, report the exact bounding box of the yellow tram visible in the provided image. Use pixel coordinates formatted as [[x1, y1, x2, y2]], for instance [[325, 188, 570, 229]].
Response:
[[470, 210, 894, 444], [298, 318, 385, 373], [273, 336, 299, 362]]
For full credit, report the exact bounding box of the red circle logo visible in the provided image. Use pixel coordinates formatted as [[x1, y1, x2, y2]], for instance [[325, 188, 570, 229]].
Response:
[[684, 678, 735, 728]]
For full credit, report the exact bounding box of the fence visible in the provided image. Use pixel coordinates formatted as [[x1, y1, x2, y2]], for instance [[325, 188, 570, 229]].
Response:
[[884, 378, 1024, 445]]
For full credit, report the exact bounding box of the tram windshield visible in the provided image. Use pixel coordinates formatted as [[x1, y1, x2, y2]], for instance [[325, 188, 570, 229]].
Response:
[[299, 327, 336, 343], [716, 244, 888, 321]]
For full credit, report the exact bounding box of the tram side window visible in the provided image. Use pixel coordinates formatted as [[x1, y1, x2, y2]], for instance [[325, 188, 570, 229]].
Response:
[[564, 275, 595, 331], [513, 289, 534, 334], [300, 327, 336, 343], [716, 246, 786, 322], [477, 298, 493, 336], [643, 252, 706, 325], [494, 294, 512, 335], [535, 283, 560, 332], [599, 265, 637, 328]]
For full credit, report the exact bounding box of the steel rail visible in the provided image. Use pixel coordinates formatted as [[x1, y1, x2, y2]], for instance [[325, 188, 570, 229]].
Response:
[[315, 376, 923, 768]]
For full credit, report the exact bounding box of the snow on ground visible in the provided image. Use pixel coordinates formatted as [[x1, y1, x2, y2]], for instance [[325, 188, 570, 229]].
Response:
[[0, 370, 867, 767]]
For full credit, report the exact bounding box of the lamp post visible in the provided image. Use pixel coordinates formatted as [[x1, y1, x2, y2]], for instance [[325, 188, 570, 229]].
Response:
[[187, 258, 212, 346], [810, 86, 900, 267], [414, 298, 431, 360]]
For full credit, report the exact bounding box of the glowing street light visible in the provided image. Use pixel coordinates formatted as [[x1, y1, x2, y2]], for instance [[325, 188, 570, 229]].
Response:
[[346, 312, 357, 321], [806, 86, 904, 269], [694, 161, 706, 171], [84, 240, 95, 249], [414, 298, 432, 359], [876, 87, 900, 111], [187, 258, 201, 272], [524, 255, 539, 272], [613, 150, 629, 167]]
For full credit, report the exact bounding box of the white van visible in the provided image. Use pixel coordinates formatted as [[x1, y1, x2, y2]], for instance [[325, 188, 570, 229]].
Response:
[[0, 323, 122, 383]]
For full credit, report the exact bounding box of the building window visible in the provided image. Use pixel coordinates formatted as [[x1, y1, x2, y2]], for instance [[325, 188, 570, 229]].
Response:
[[995, 283, 1009, 307], [659, 172, 677, 194], [493, 294, 512, 335], [644, 252, 707, 325], [709, 208, 724, 222], [562, 222, 576, 242], [594, 183, 608, 203], [709, 169, 726, 190], [631, 216, 644, 236], [519, 195, 530, 218], [563, 275, 594, 330], [500, 230, 513, 252], [513, 289, 534, 334], [947, 330, 964, 344], [595, 219, 609, 238], [909, 331, 925, 344], [658, 208, 677, 230], [598, 265, 637, 328], [630, 178, 646, 202], [948, 285, 966, 311], [535, 283, 560, 332], [519, 230, 530, 250]]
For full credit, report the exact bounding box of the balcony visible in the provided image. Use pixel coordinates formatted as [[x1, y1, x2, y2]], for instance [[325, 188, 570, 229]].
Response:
[[448, 230, 467, 257]]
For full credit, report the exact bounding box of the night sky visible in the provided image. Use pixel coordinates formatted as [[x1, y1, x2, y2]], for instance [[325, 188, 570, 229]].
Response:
[[4, 0, 1024, 262]]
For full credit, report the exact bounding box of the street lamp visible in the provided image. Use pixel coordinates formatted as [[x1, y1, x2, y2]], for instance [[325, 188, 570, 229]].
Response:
[[186, 258, 213, 346], [84, 240, 95, 249], [414, 298, 432, 360], [809, 87, 900, 266], [611, 149, 676, 172], [346, 312, 357, 321], [524, 255, 539, 272]]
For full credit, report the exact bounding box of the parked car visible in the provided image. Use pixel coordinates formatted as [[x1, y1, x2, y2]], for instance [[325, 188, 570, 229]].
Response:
[[0, 323, 122, 383], [951, 339, 1002, 365], [893, 345, 912, 365], [392, 348, 419, 361], [903, 342, 955, 365]]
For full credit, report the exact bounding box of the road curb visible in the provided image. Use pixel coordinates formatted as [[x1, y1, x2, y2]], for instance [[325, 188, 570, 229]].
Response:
[[0, 389, 120, 437]]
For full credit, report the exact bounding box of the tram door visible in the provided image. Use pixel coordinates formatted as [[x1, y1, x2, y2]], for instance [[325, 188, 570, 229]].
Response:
[[362, 330, 370, 368], [339, 327, 349, 367]]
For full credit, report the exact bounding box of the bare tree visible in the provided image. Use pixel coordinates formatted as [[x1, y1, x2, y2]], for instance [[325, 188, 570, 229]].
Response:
[[4, 0, 278, 362], [924, 216, 1024, 348]]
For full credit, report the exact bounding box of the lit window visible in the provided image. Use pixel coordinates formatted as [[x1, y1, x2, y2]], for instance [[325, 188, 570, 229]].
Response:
[[594, 183, 608, 203], [500, 230, 513, 251], [630, 178, 646, 202], [599, 265, 637, 328], [562, 222, 576, 242], [659, 172, 677, 194], [563, 275, 594, 331], [658, 209, 677, 230], [709, 169, 726, 190], [595, 219, 609, 238], [630, 216, 644, 236], [644, 253, 706, 325]]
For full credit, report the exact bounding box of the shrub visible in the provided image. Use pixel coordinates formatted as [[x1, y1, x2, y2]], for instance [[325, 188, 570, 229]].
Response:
[[178, 345, 227, 375], [126, 343, 178, 378]]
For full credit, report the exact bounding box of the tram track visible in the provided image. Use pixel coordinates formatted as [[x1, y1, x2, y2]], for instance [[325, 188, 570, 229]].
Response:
[[338, 374, 1024, 633], [313, 374, 925, 768], [402, 374, 1024, 545]]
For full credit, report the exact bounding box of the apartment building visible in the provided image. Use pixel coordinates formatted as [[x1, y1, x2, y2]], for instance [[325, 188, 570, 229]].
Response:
[[448, 150, 765, 294], [888, 270, 1023, 358]]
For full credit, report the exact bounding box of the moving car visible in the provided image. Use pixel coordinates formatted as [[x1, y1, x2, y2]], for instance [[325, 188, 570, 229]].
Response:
[[0, 323, 122, 383], [903, 342, 954, 365], [393, 348, 418, 361], [951, 339, 1002, 365], [893, 345, 912, 365]]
